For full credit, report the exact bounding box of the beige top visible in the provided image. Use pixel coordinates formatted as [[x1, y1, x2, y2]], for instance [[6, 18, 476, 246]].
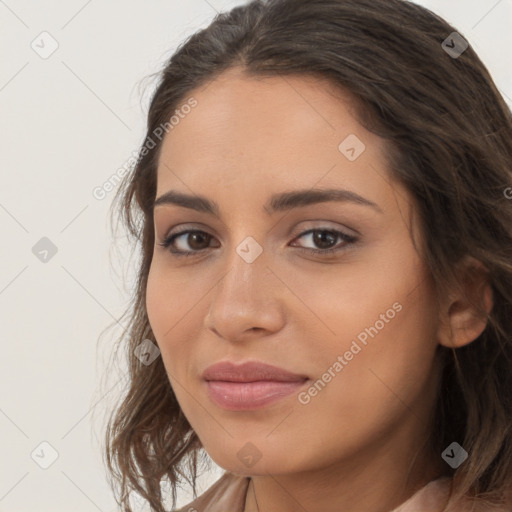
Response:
[[172, 471, 512, 512]]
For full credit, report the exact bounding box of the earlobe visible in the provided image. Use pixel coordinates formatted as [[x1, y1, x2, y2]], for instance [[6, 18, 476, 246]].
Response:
[[437, 256, 494, 349]]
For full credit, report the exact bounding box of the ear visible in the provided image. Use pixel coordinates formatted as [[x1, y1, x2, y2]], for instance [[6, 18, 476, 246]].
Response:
[[437, 256, 494, 349]]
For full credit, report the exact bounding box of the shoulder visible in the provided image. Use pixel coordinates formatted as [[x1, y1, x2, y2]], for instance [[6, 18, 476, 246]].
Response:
[[395, 477, 512, 512], [463, 486, 512, 512], [443, 479, 512, 512], [172, 471, 250, 512]]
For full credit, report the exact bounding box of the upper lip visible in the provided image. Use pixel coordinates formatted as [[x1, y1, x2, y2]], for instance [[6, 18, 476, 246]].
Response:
[[202, 361, 309, 382]]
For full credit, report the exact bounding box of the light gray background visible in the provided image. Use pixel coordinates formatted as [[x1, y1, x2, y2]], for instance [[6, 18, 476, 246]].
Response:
[[1, 1, 511, 511]]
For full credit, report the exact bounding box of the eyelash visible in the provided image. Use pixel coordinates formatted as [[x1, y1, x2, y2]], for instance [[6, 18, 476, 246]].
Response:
[[157, 228, 358, 258]]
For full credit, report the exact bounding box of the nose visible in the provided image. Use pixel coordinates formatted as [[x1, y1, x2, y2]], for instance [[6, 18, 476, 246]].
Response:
[[203, 240, 286, 342]]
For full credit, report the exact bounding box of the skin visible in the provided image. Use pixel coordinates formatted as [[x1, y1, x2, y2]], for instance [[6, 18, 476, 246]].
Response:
[[146, 67, 492, 512]]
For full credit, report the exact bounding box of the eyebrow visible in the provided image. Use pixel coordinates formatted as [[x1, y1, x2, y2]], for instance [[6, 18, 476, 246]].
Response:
[[153, 188, 383, 216]]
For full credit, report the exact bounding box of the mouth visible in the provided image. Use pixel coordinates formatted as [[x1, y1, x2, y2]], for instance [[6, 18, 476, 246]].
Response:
[[202, 360, 310, 411], [205, 380, 310, 410]]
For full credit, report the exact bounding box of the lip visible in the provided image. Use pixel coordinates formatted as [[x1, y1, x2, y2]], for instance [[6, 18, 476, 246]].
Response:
[[202, 360, 308, 382], [202, 361, 309, 410]]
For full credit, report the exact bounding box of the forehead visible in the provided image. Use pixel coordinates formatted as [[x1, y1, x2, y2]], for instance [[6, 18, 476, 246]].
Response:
[[155, 68, 403, 217], [158, 68, 371, 166]]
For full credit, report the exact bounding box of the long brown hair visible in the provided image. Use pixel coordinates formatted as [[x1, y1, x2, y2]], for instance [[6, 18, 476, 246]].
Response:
[[102, 0, 512, 510]]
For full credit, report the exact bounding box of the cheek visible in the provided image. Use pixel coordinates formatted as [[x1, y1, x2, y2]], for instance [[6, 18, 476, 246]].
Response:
[[294, 251, 438, 402], [146, 262, 201, 335], [307, 276, 438, 419], [145, 266, 194, 369], [145, 267, 169, 343], [146, 268, 205, 431]]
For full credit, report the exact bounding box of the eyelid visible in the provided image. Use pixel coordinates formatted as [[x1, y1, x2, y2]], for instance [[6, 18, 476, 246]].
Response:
[[160, 219, 358, 241], [289, 220, 359, 239], [156, 222, 212, 246], [158, 222, 358, 258]]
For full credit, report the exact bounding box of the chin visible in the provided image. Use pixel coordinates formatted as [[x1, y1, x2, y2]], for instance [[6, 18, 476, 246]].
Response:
[[208, 447, 302, 477]]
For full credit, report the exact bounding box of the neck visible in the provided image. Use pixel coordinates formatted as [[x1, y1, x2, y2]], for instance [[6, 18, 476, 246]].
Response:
[[244, 432, 447, 512]]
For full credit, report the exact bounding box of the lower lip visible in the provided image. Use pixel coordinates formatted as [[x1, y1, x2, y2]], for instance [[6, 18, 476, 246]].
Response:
[[205, 379, 308, 410]]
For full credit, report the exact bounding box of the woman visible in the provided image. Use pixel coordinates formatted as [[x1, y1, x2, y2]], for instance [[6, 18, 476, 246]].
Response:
[[103, 0, 512, 511]]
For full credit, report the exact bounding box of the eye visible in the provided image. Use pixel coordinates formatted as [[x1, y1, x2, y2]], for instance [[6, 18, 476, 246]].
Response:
[[158, 229, 218, 257], [157, 227, 357, 258], [289, 228, 357, 255]]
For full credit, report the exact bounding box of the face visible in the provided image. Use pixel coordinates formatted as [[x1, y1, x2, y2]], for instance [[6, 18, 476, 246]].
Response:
[[146, 67, 443, 478]]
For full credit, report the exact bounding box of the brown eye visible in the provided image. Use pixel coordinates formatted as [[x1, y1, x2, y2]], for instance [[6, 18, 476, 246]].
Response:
[[158, 230, 217, 256], [158, 227, 357, 258], [290, 228, 357, 255]]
